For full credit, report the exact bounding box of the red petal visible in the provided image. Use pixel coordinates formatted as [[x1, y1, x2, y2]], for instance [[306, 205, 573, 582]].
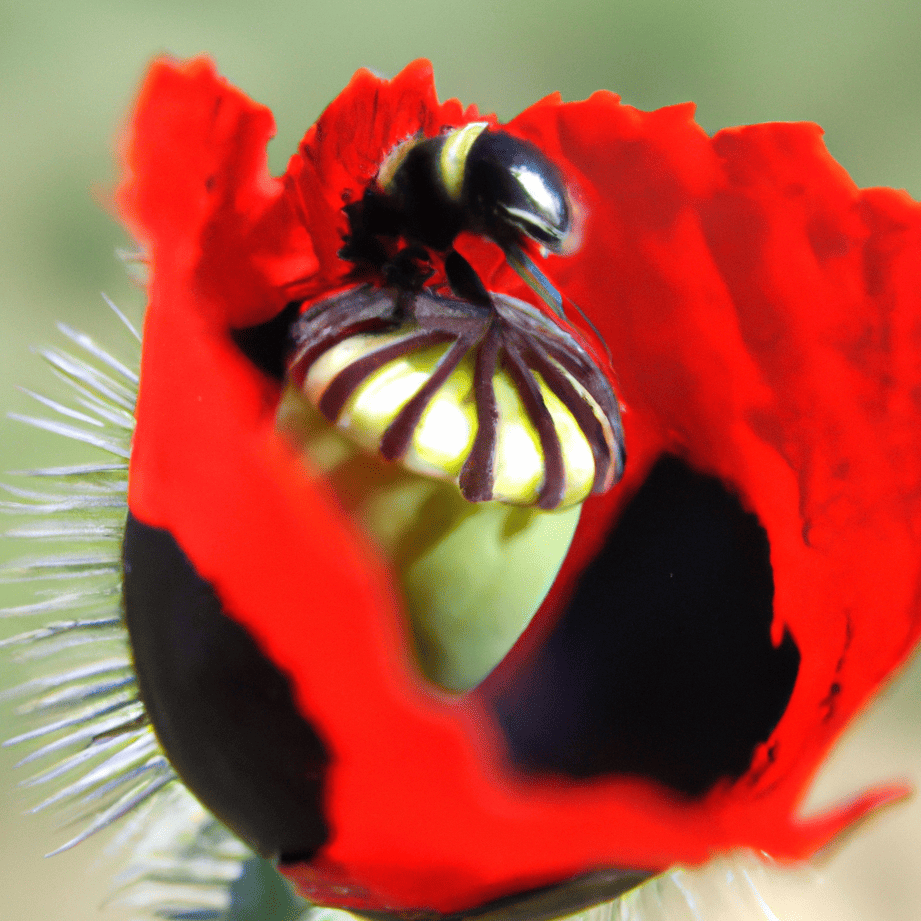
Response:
[[288, 59, 480, 296], [118, 56, 317, 328], [119, 59, 921, 914], [508, 88, 921, 837]]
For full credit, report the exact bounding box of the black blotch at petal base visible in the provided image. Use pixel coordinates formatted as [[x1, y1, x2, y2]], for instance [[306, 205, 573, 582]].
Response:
[[490, 454, 800, 797], [122, 513, 330, 860], [231, 301, 304, 382]]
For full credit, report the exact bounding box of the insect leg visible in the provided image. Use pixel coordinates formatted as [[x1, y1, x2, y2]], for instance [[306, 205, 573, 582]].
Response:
[[444, 249, 492, 308]]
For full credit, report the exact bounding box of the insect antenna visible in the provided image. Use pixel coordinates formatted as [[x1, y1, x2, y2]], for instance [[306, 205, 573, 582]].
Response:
[[503, 242, 613, 366], [503, 243, 566, 319]]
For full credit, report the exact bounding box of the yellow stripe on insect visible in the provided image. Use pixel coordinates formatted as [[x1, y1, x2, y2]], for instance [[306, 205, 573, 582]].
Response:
[[439, 122, 489, 202], [377, 135, 418, 192]]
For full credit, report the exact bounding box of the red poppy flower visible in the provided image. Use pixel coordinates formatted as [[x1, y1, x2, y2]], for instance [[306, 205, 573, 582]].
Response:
[[116, 56, 921, 917]]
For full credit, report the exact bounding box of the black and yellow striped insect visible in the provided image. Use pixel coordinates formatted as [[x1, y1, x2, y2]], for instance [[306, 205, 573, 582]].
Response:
[[341, 121, 573, 316]]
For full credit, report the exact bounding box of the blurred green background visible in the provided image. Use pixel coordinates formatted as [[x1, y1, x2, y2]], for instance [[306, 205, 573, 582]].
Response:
[[2, 0, 921, 919]]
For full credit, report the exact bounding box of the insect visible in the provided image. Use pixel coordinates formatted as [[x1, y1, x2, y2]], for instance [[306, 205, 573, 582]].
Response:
[[288, 122, 625, 510], [340, 122, 573, 317]]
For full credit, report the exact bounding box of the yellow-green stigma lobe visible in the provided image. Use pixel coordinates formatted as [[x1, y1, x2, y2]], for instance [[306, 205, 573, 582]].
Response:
[[288, 286, 624, 511], [302, 330, 599, 507]]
